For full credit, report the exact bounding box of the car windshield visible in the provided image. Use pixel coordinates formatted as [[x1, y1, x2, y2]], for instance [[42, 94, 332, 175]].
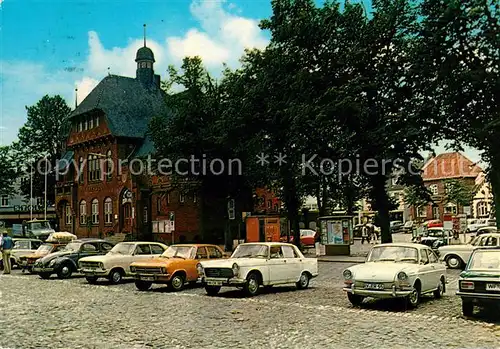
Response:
[[37, 244, 54, 253], [300, 230, 315, 237], [29, 221, 50, 229], [367, 246, 419, 263], [231, 244, 269, 258], [108, 243, 134, 255], [468, 250, 500, 270], [62, 242, 81, 252], [161, 246, 195, 259], [13, 240, 30, 249]]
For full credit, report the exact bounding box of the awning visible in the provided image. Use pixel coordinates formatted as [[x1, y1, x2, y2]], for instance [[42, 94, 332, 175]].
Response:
[[55, 150, 74, 171]]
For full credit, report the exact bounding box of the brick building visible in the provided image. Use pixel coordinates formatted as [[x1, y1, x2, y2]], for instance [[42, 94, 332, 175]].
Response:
[[410, 152, 482, 221], [55, 42, 281, 244]]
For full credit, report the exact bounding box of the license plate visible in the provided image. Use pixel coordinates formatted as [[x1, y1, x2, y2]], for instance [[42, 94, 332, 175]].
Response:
[[364, 283, 384, 290], [140, 276, 154, 281], [486, 283, 500, 291], [207, 280, 223, 286]]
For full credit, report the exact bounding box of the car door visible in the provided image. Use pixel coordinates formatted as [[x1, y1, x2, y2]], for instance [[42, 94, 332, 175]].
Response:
[[427, 249, 444, 288], [418, 249, 433, 292], [189, 247, 209, 281], [281, 245, 301, 282], [268, 245, 289, 284]]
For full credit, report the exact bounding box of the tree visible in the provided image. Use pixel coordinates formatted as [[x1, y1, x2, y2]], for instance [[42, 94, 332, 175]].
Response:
[[444, 179, 478, 208], [15, 95, 71, 203], [0, 146, 18, 196], [414, 0, 500, 226]]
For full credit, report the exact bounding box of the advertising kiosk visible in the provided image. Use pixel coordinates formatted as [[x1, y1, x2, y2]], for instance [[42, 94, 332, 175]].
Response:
[[318, 215, 354, 256]]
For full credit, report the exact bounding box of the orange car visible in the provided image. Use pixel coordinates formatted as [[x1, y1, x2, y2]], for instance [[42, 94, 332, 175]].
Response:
[[18, 243, 67, 273], [130, 244, 225, 291]]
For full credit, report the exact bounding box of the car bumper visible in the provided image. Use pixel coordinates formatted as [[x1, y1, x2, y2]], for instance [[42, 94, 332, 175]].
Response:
[[133, 273, 171, 283], [457, 291, 500, 300], [32, 267, 54, 273], [343, 286, 413, 298], [201, 277, 247, 287], [80, 268, 108, 277]]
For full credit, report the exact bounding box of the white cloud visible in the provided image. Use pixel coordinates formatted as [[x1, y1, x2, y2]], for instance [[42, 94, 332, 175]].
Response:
[[75, 76, 99, 103]]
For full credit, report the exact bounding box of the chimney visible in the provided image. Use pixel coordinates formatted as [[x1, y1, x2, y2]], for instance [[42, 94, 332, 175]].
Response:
[[154, 74, 161, 88]]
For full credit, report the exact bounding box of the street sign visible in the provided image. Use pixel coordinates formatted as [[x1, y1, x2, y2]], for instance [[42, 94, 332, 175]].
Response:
[[463, 206, 471, 216]]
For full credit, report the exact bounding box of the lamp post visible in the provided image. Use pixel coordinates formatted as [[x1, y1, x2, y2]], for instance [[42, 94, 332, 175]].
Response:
[[44, 155, 50, 220], [30, 161, 33, 220]]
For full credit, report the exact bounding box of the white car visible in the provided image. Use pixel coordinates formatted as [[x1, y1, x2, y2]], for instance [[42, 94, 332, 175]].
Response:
[[10, 238, 43, 267], [438, 233, 500, 269], [342, 243, 446, 308], [78, 241, 168, 284], [466, 219, 491, 233], [197, 242, 318, 297]]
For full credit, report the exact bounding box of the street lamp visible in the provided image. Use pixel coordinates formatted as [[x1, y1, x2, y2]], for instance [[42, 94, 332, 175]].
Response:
[[30, 161, 33, 220]]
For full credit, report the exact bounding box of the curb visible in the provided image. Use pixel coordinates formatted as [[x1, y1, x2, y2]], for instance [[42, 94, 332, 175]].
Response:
[[317, 258, 365, 263]]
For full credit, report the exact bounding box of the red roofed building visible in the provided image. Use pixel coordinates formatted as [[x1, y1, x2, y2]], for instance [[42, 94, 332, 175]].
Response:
[[411, 152, 482, 221]]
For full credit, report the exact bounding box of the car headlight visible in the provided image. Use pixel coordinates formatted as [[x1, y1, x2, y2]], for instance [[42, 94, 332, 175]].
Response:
[[160, 267, 167, 274], [130, 266, 136, 273], [196, 263, 204, 276], [343, 269, 352, 280], [232, 263, 239, 277], [48, 259, 57, 267], [99, 262, 104, 269], [397, 271, 408, 281]]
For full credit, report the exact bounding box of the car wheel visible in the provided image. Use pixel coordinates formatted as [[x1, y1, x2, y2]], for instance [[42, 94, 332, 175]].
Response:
[[347, 293, 364, 306], [462, 299, 474, 317], [434, 277, 445, 298], [39, 272, 51, 279], [135, 280, 152, 291], [169, 274, 185, 291], [57, 264, 73, 279], [205, 285, 221, 296], [85, 276, 98, 284], [296, 272, 310, 290], [407, 283, 421, 308], [108, 269, 123, 284], [446, 255, 463, 269], [243, 272, 261, 297]]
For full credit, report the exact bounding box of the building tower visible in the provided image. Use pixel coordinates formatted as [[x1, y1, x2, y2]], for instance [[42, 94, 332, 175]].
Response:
[[135, 24, 155, 86]]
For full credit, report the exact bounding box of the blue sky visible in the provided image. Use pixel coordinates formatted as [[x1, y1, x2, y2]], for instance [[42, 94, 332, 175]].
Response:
[[0, 0, 483, 163]]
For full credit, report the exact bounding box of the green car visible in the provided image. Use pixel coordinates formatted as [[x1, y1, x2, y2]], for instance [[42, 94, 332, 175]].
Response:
[[456, 247, 500, 316]]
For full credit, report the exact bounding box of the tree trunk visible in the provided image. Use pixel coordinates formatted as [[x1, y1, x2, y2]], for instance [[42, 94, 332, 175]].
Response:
[[372, 175, 392, 244], [283, 177, 301, 248], [489, 158, 500, 229]]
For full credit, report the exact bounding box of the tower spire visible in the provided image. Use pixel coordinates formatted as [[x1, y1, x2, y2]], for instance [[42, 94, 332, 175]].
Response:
[[143, 24, 146, 47]]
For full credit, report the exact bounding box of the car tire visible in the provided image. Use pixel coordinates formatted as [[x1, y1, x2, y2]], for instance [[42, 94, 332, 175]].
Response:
[[445, 255, 463, 269], [39, 272, 51, 280], [243, 272, 261, 297], [85, 276, 98, 284], [347, 293, 364, 306], [135, 280, 152, 291], [108, 269, 123, 284], [407, 283, 421, 308], [434, 277, 445, 298], [296, 272, 310, 290], [57, 263, 73, 279], [205, 285, 221, 296], [169, 274, 185, 291], [462, 299, 474, 317]]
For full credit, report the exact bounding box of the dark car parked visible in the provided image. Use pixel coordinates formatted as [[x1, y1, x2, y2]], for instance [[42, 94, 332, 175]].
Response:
[[390, 221, 404, 234], [32, 239, 114, 279]]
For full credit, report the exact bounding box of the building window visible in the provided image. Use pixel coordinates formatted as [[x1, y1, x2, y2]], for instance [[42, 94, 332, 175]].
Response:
[[95, 115, 99, 127], [88, 154, 101, 182], [179, 193, 185, 203], [157, 197, 161, 214], [444, 204, 457, 215], [36, 197, 44, 206], [89, 116, 94, 129], [65, 204, 72, 225], [104, 197, 112, 224], [78, 157, 84, 183], [77, 120, 82, 132], [1, 195, 9, 207], [92, 199, 99, 224], [143, 206, 148, 224], [106, 150, 112, 181], [429, 184, 438, 195], [417, 205, 426, 218], [80, 200, 87, 225], [84, 118, 88, 130], [477, 201, 488, 217]]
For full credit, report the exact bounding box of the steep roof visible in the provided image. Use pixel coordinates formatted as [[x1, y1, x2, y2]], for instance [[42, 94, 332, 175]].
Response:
[[422, 152, 482, 181], [69, 75, 169, 139]]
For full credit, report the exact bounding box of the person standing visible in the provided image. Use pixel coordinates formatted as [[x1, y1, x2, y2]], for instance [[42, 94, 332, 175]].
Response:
[[361, 224, 369, 244], [314, 228, 321, 256], [1, 234, 14, 274]]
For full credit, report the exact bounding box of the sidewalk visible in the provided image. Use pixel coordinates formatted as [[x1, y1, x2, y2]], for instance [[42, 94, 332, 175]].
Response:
[[316, 255, 366, 263]]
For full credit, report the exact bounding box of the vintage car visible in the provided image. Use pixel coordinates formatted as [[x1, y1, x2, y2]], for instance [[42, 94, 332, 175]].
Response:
[[32, 239, 114, 279], [18, 243, 68, 273], [0, 238, 43, 270], [130, 244, 225, 291], [79, 241, 168, 284], [476, 226, 497, 236], [438, 233, 500, 269], [390, 221, 404, 234], [342, 243, 446, 308], [198, 242, 319, 297], [457, 247, 500, 316], [299, 229, 317, 246], [417, 227, 451, 249], [21, 219, 56, 241]]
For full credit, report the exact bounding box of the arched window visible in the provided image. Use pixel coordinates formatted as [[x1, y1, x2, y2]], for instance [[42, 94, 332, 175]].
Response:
[[87, 154, 92, 181], [65, 204, 72, 225], [106, 150, 112, 181], [477, 201, 489, 217], [79, 200, 87, 225], [92, 199, 99, 224], [89, 116, 94, 129], [104, 197, 112, 224]]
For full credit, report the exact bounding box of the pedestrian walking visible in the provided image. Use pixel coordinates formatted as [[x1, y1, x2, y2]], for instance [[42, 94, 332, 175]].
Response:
[[1, 234, 14, 274], [314, 229, 321, 256], [361, 224, 369, 244]]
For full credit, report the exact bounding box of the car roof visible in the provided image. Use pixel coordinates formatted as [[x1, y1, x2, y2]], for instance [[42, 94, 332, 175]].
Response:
[[13, 238, 42, 241], [473, 246, 500, 251], [238, 242, 296, 247], [170, 244, 221, 248], [477, 233, 500, 237], [73, 239, 109, 243], [374, 242, 427, 249]]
